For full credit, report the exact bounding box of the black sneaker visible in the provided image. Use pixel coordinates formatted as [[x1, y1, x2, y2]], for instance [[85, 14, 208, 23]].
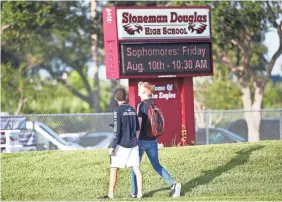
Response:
[[99, 195, 113, 199], [170, 183, 176, 191], [128, 193, 137, 198], [171, 182, 181, 197]]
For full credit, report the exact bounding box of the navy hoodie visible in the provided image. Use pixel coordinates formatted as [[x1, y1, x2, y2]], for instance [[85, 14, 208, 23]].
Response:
[[112, 104, 140, 149]]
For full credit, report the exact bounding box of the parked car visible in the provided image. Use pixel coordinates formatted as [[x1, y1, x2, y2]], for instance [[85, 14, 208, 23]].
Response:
[[227, 118, 280, 141], [60, 132, 115, 149], [1, 130, 37, 153], [27, 121, 84, 151], [195, 127, 246, 145], [1, 117, 83, 153], [61, 128, 244, 148]]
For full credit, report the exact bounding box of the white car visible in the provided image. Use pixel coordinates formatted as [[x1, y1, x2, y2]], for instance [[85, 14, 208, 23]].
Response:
[[1, 130, 37, 153], [26, 122, 84, 151], [1, 119, 83, 153], [60, 132, 115, 149]]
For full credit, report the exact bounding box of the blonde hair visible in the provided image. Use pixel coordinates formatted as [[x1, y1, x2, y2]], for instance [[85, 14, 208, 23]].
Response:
[[138, 81, 155, 97]]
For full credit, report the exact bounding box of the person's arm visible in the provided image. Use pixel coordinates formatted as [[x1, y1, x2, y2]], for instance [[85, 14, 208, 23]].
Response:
[[136, 117, 142, 140], [135, 112, 140, 134], [136, 103, 143, 140], [111, 109, 121, 153]]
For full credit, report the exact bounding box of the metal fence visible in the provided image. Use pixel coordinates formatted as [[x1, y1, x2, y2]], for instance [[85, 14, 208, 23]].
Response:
[[0, 113, 114, 153], [1, 109, 281, 152], [22, 113, 114, 134], [195, 109, 282, 144]]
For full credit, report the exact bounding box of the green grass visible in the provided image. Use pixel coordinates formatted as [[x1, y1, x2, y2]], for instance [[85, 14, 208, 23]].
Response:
[[1, 140, 282, 201]]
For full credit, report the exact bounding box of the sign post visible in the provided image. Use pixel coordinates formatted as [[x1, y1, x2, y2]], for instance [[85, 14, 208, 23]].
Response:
[[103, 6, 213, 146]]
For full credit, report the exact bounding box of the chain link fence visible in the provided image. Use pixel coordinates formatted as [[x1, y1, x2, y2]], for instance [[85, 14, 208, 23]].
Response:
[[1, 109, 281, 152], [195, 109, 282, 144], [22, 113, 114, 134], [0, 113, 114, 152]]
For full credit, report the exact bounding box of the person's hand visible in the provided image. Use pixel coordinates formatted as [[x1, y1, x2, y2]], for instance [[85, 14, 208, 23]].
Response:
[[109, 148, 115, 156]]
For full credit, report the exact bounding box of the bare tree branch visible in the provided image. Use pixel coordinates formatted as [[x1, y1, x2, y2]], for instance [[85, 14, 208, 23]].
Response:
[[75, 67, 92, 94], [266, 2, 280, 29], [1, 25, 10, 34], [216, 51, 243, 72], [265, 37, 282, 80], [90, 0, 101, 112], [57, 79, 89, 103], [46, 67, 90, 103], [15, 87, 27, 115]]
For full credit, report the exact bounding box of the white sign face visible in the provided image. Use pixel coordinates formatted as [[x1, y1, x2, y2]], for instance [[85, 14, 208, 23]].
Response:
[[117, 8, 210, 40]]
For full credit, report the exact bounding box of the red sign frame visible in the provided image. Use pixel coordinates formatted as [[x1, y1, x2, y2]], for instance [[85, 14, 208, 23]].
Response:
[[103, 6, 213, 79]]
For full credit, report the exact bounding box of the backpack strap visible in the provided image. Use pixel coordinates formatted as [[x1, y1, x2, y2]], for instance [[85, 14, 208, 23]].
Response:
[[143, 100, 154, 106]]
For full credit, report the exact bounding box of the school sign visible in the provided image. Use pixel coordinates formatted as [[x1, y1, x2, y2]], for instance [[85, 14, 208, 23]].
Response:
[[115, 8, 211, 39], [103, 6, 213, 146]]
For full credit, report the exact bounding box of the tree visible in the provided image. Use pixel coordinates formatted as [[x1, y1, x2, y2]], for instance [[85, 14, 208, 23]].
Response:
[[194, 79, 243, 110], [1, 63, 31, 114], [212, 1, 282, 141], [194, 59, 243, 110], [90, 0, 101, 112], [1, 2, 56, 114], [1, 1, 108, 113], [174, 1, 281, 141], [104, 1, 164, 111], [193, 64, 243, 128], [263, 81, 282, 108]]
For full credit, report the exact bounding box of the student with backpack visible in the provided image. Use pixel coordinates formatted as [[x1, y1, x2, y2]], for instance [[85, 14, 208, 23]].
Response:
[[130, 81, 181, 198], [101, 88, 143, 199]]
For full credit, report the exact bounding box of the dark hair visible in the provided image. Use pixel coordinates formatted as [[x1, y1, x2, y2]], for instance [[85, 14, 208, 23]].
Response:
[[114, 88, 127, 101]]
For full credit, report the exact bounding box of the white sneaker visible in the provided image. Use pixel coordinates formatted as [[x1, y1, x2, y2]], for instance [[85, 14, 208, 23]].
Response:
[[172, 183, 181, 197], [137, 193, 143, 198]]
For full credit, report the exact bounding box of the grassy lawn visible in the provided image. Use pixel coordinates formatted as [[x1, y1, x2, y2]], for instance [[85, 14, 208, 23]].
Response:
[[1, 140, 282, 201]]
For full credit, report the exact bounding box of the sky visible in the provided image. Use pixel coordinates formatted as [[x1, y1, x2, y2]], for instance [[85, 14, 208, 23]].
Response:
[[264, 29, 282, 76]]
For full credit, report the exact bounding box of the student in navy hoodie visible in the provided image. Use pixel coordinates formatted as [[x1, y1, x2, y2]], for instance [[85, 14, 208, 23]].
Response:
[[102, 88, 143, 199]]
